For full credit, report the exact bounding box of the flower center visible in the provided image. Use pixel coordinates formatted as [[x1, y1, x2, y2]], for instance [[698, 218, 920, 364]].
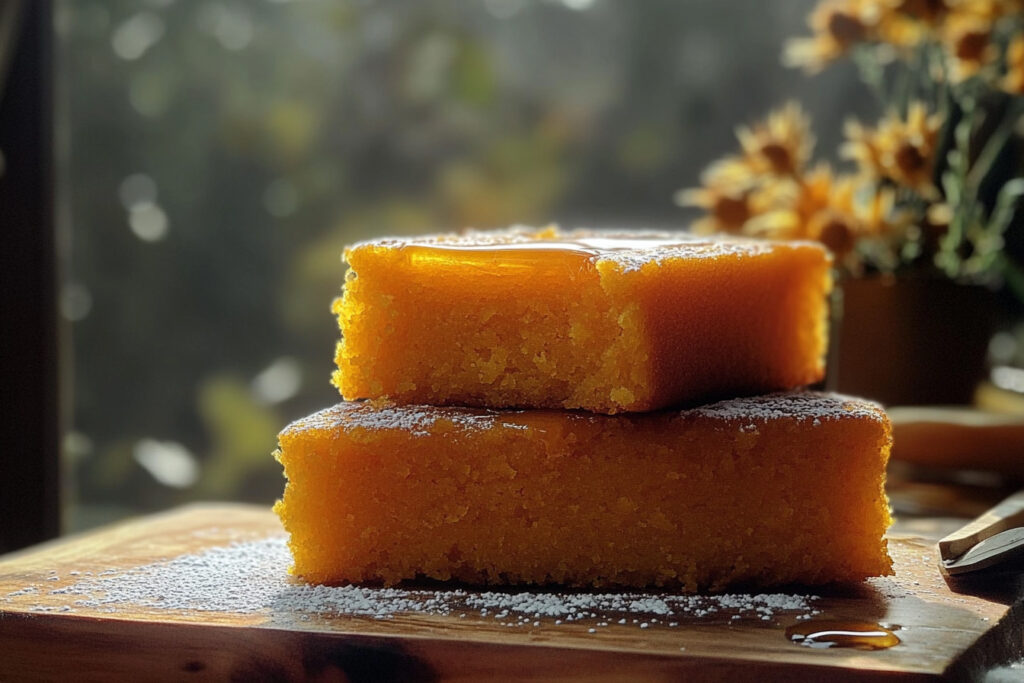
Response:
[[956, 30, 990, 62], [713, 194, 751, 226], [898, 0, 948, 23], [894, 143, 927, 175], [817, 217, 856, 256], [761, 143, 795, 174], [827, 12, 867, 47]]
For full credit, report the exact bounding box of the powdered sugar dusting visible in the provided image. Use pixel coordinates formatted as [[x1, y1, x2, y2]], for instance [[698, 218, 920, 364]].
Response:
[[690, 391, 886, 424], [283, 402, 527, 438], [13, 537, 820, 628], [284, 391, 884, 440], [595, 240, 781, 273]]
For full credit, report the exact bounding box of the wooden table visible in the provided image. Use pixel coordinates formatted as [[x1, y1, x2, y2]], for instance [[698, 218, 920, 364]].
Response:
[[1, 501, 1023, 682]]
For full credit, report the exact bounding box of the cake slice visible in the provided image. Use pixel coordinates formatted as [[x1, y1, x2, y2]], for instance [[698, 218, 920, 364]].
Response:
[[274, 392, 892, 590], [333, 226, 832, 414]]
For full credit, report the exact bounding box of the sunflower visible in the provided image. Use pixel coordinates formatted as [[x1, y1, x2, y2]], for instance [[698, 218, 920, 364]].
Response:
[[941, 11, 998, 83], [841, 102, 942, 196], [784, 0, 879, 72], [746, 164, 903, 264], [804, 184, 864, 257], [892, 0, 950, 24], [675, 159, 759, 235], [873, 0, 950, 48], [880, 102, 942, 195], [734, 102, 816, 177], [841, 118, 888, 179], [743, 165, 857, 254], [954, 0, 1024, 22], [677, 104, 816, 233], [1002, 34, 1024, 94]]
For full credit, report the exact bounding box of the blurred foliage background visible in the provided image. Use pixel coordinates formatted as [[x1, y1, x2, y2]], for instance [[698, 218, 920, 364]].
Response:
[[59, 0, 880, 529]]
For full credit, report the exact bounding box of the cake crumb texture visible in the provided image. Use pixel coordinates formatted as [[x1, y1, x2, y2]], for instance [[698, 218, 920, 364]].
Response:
[[274, 391, 893, 590], [332, 227, 833, 414]]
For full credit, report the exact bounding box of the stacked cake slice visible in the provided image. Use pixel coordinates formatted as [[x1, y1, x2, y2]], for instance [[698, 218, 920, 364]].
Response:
[[274, 227, 893, 591]]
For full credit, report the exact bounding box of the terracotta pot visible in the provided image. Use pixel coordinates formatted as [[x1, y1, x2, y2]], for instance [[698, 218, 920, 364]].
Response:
[[831, 276, 1000, 406]]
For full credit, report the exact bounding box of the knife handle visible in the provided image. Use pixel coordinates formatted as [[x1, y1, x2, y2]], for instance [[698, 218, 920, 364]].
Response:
[[938, 490, 1024, 561]]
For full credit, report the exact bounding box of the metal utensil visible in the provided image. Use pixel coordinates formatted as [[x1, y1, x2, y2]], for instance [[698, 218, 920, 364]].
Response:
[[939, 490, 1024, 576]]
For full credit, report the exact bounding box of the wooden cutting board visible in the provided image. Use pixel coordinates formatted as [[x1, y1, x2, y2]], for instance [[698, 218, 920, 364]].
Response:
[[1, 504, 1022, 682]]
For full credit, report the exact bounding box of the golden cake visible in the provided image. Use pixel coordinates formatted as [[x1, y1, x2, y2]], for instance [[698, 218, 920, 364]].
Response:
[[332, 227, 832, 414], [274, 391, 892, 590]]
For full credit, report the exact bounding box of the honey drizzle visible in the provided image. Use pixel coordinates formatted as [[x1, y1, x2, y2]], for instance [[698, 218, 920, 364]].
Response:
[[409, 237, 699, 255], [399, 237, 708, 273], [785, 620, 901, 650]]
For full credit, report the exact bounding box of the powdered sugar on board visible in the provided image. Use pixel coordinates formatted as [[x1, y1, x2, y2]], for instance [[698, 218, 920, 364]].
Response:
[[3, 536, 821, 629]]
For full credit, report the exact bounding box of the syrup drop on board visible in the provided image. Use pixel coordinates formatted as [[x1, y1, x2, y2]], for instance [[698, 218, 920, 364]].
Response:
[[785, 620, 901, 650]]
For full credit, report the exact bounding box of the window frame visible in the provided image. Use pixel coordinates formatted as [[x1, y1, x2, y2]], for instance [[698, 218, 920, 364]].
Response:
[[0, 0, 60, 554]]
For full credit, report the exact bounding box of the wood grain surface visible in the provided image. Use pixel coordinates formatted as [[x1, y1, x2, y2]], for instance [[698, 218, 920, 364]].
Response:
[[2, 504, 1023, 682]]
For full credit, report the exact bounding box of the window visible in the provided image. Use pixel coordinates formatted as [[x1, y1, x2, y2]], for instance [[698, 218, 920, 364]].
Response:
[[59, 0, 861, 531]]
